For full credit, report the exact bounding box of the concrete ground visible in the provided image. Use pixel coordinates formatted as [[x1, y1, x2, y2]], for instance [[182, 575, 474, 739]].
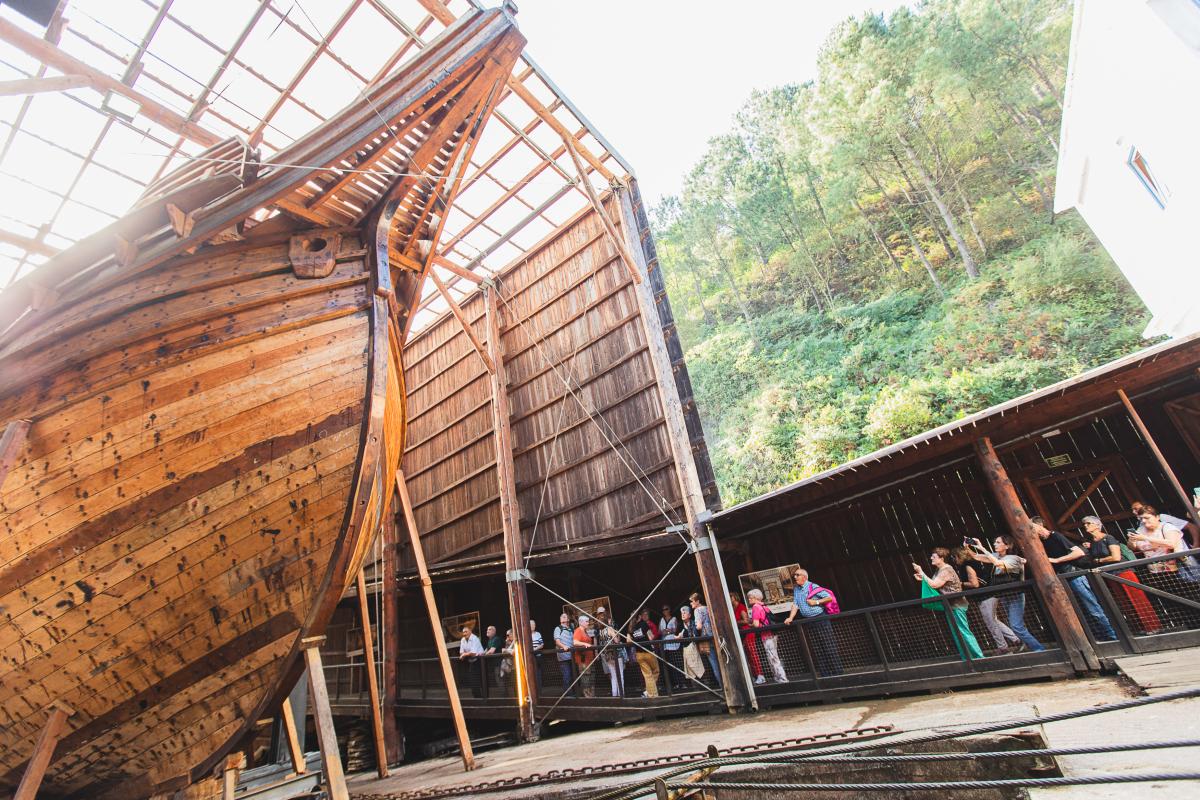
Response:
[[349, 648, 1200, 798]]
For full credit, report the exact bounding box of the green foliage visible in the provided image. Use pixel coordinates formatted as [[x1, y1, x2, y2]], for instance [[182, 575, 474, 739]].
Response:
[[654, 7, 1155, 505]]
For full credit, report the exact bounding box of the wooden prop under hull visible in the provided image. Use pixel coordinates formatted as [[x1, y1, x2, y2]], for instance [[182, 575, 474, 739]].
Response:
[[0, 231, 406, 797]]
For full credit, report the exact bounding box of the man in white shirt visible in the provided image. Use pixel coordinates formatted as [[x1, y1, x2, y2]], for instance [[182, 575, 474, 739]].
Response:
[[529, 619, 544, 693], [458, 626, 484, 697]]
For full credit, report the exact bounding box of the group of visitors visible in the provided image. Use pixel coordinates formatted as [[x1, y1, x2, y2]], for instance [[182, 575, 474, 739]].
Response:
[[452, 499, 1197, 699], [552, 594, 722, 698], [913, 499, 1199, 658]]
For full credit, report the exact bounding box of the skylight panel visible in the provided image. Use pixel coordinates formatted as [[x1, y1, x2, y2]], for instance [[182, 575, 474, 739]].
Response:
[[55, 199, 118, 242], [70, 163, 145, 215], [143, 18, 222, 99], [170, 0, 251, 52], [0, 175, 61, 225], [239, 15, 313, 89], [21, 92, 108, 154], [294, 53, 363, 119], [0, 130, 84, 196], [269, 98, 323, 143], [331, 3, 398, 80]]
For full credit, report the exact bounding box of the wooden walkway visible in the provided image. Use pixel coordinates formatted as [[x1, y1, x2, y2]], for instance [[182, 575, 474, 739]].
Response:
[[1114, 647, 1200, 695]]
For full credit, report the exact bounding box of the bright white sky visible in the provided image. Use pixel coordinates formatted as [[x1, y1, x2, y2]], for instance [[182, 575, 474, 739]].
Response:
[[513, 0, 911, 207]]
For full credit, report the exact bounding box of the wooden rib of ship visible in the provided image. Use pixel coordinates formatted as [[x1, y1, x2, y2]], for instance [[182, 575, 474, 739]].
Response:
[[0, 8, 523, 798]]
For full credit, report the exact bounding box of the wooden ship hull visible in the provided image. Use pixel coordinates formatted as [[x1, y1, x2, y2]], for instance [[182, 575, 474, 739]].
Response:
[[0, 7, 523, 797]]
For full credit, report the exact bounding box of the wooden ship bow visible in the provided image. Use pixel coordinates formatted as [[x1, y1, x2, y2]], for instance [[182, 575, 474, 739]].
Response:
[[0, 7, 523, 798]]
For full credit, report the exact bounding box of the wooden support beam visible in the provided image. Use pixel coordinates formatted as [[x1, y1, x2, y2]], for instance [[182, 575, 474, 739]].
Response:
[[13, 702, 73, 800], [355, 568, 390, 779], [220, 753, 244, 800], [412, 0, 618, 185], [165, 203, 196, 238], [564, 140, 641, 286], [484, 286, 538, 740], [0, 418, 32, 493], [0, 230, 59, 258], [505, 78, 618, 185], [1118, 388, 1200, 529], [396, 471, 476, 770], [0, 18, 219, 146], [433, 254, 483, 284], [974, 436, 1100, 672], [614, 184, 755, 709], [430, 269, 494, 373], [280, 697, 306, 775], [381, 515, 403, 765], [0, 74, 93, 96], [302, 637, 350, 800]]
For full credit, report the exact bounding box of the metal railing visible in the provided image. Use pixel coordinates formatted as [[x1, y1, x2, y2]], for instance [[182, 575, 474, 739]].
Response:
[[736, 581, 1064, 697], [1059, 547, 1200, 655], [394, 635, 721, 704]]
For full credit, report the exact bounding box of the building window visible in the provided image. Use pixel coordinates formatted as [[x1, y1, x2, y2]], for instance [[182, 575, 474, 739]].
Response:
[[1127, 147, 1169, 209]]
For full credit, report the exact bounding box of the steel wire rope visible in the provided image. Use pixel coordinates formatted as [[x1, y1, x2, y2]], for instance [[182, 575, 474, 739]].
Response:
[[489, 281, 687, 539], [589, 685, 1200, 800], [666, 773, 1200, 793], [523, 338, 586, 568], [755, 737, 1200, 763], [529, 546, 725, 728]]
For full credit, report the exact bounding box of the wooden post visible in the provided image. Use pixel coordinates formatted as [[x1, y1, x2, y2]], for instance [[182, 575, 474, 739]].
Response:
[[13, 702, 73, 800], [483, 285, 539, 741], [280, 696, 307, 775], [381, 514, 403, 765], [0, 418, 31, 491], [395, 471, 476, 770], [1118, 388, 1200, 529], [429, 268, 494, 373], [563, 138, 641, 286], [302, 637, 350, 800], [974, 437, 1100, 672], [614, 185, 756, 710], [355, 568, 390, 778], [221, 753, 245, 800]]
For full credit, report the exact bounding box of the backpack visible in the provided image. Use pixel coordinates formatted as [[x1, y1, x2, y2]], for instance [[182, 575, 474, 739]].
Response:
[[1118, 542, 1137, 563], [809, 583, 840, 615]]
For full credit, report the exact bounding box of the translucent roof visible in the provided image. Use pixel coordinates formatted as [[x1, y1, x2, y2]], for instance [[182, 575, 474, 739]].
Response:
[[0, 0, 632, 333]]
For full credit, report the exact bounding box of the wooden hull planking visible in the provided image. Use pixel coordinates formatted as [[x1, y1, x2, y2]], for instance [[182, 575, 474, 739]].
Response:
[[0, 231, 406, 797]]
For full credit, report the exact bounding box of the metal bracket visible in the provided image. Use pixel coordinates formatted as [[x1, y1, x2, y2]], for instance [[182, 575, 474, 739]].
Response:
[[689, 536, 712, 554], [505, 568, 531, 583]]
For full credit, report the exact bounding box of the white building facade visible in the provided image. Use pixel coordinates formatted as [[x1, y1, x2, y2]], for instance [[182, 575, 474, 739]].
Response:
[[1055, 0, 1200, 338]]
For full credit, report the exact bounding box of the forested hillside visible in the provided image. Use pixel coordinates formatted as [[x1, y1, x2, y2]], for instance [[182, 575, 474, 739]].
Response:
[[653, 0, 1154, 505]]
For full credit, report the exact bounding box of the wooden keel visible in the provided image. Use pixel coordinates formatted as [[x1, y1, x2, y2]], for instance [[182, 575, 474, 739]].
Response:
[[13, 702, 73, 800], [303, 638, 349, 800]]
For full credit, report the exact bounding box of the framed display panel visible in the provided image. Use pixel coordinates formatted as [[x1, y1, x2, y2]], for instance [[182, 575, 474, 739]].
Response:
[[738, 564, 800, 614], [441, 611, 482, 650]]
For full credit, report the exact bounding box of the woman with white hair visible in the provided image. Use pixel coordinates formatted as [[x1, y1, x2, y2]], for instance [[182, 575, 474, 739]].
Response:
[[1082, 516, 1160, 634], [748, 588, 788, 683]]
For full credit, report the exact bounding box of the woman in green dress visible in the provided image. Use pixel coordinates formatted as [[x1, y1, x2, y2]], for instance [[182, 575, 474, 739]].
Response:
[[914, 547, 984, 661]]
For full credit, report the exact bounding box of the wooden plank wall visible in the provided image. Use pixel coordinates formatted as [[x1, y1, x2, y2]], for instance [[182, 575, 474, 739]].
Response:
[[399, 197, 694, 570]]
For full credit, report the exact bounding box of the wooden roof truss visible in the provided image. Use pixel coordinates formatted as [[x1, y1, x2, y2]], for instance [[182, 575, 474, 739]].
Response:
[[0, 0, 634, 338]]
